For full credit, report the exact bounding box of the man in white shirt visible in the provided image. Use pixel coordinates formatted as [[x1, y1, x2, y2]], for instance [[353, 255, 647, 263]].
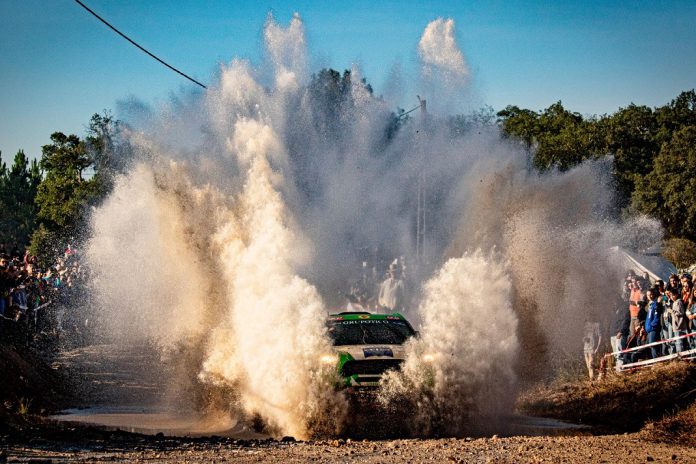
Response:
[[378, 263, 405, 312]]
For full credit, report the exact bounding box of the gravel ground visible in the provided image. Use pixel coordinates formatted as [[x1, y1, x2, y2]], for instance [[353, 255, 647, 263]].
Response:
[[3, 433, 695, 463]]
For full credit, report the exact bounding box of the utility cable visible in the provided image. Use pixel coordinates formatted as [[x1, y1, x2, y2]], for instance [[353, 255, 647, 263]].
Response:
[[398, 104, 422, 119], [73, 0, 207, 89]]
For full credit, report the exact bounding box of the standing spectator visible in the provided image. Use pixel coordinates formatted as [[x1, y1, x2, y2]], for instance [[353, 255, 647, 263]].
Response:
[[583, 320, 602, 380], [680, 274, 692, 305], [666, 273, 681, 296], [686, 285, 696, 349], [644, 288, 663, 359], [668, 288, 689, 353], [378, 262, 405, 312], [640, 271, 652, 290], [657, 280, 674, 354], [611, 301, 631, 367], [628, 279, 645, 337]]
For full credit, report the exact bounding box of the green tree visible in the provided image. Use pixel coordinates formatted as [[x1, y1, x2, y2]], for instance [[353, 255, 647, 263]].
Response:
[[0, 150, 42, 248], [655, 90, 696, 145], [602, 104, 659, 205], [662, 238, 696, 269], [29, 130, 106, 261], [86, 111, 121, 192], [34, 132, 96, 230], [497, 102, 602, 171], [632, 125, 696, 241]]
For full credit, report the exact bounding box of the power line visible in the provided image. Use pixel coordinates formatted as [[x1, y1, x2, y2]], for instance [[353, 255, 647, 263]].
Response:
[[73, 0, 207, 89]]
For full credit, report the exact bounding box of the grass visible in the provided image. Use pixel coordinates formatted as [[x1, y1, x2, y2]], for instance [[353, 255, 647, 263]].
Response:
[[17, 397, 32, 416], [517, 361, 696, 432]]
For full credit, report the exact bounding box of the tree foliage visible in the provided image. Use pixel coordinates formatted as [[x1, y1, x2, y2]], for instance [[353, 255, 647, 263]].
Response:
[[632, 126, 696, 241], [497, 102, 603, 171], [497, 90, 696, 249], [24, 113, 120, 262], [0, 150, 42, 247], [34, 132, 98, 231], [662, 237, 696, 270]]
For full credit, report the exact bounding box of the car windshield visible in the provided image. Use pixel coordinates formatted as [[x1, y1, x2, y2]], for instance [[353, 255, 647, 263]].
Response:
[[328, 319, 415, 346]]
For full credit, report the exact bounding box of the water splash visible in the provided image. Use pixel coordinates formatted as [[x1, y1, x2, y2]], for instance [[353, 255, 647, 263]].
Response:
[[82, 14, 662, 438], [380, 250, 518, 435]]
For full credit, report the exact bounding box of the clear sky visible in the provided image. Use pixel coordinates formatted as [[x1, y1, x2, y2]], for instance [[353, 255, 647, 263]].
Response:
[[1, 0, 695, 161]]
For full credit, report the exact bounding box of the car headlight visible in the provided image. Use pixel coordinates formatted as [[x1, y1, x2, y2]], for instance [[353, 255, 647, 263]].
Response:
[[422, 353, 436, 363], [319, 354, 338, 365]]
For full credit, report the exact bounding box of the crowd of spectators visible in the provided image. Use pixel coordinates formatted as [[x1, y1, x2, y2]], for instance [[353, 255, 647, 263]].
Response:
[[610, 270, 696, 367], [0, 243, 84, 346]]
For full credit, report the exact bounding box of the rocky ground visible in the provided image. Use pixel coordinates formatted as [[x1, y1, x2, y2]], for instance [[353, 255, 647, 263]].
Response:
[[2, 433, 695, 463]]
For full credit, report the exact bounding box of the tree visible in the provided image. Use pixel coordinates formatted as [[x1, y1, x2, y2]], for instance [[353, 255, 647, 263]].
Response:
[[85, 111, 122, 192], [0, 150, 42, 248], [602, 104, 659, 205], [29, 129, 106, 263], [655, 90, 696, 145], [632, 125, 696, 241], [34, 132, 95, 230], [662, 238, 696, 269], [497, 102, 602, 171]]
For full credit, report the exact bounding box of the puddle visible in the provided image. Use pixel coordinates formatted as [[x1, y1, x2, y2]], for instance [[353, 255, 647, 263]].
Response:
[[51, 407, 268, 439]]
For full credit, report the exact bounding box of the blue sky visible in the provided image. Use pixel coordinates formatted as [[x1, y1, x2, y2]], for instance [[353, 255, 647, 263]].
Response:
[[1, 0, 695, 161]]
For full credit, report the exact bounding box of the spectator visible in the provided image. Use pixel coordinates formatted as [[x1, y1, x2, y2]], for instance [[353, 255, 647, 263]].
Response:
[[644, 288, 662, 359], [666, 273, 681, 296], [378, 262, 405, 312], [583, 320, 602, 380], [668, 288, 689, 353], [680, 274, 692, 304], [611, 301, 631, 367], [657, 280, 674, 354], [640, 271, 652, 290], [628, 278, 645, 337]]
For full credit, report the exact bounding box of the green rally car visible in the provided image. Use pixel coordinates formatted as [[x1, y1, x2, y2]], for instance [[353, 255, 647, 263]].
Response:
[[324, 312, 417, 389]]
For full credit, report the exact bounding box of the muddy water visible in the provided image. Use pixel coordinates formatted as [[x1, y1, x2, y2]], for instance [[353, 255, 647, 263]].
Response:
[[51, 344, 584, 439], [50, 343, 265, 438], [52, 407, 266, 438]]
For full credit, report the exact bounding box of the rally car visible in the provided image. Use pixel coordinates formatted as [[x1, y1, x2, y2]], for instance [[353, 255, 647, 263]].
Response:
[[323, 311, 417, 389]]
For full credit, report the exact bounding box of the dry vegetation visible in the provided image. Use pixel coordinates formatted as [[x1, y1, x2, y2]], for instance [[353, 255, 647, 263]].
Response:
[[643, 401, 696, 447], [518, 361, 696, 439]]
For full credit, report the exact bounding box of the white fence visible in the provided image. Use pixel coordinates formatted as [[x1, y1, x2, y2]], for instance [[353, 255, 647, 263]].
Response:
[[605, 332, 696, 371]]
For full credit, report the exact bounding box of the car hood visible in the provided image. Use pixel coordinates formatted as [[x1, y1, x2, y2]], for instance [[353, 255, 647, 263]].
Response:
[[333, 344, 406, 361]]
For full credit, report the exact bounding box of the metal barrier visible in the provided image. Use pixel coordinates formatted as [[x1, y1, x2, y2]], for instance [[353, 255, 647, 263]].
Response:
[[604, 332, 696, 371]]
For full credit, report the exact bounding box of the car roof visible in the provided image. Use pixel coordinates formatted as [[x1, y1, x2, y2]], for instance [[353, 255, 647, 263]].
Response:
[[327, 311, 407, 321]]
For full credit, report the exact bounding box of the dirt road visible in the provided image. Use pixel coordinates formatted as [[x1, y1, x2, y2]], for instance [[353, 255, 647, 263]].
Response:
[[4, 345, 692, 463], [3, 433, 694, 463]]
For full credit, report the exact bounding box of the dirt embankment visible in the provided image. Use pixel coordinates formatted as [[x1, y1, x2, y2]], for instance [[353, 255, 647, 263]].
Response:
[[0, 343, 72, 433], [517, 361, 696, 445]]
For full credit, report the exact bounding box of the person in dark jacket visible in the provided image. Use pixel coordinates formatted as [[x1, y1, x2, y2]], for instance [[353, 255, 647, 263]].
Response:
[[611, 301, 631, 366], [644, 288, 663, 359]]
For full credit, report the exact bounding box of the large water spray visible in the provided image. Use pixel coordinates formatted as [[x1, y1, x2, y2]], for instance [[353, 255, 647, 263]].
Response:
[[84, 15, 660, 437]]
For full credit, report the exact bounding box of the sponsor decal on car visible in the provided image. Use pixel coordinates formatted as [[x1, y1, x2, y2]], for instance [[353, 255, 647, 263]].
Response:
[[363, 347, 394, 358]]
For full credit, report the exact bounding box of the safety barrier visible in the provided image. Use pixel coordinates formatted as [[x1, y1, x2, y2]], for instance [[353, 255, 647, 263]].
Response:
[[1, 300, 53, 322], [604, 332, 696, 371]]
